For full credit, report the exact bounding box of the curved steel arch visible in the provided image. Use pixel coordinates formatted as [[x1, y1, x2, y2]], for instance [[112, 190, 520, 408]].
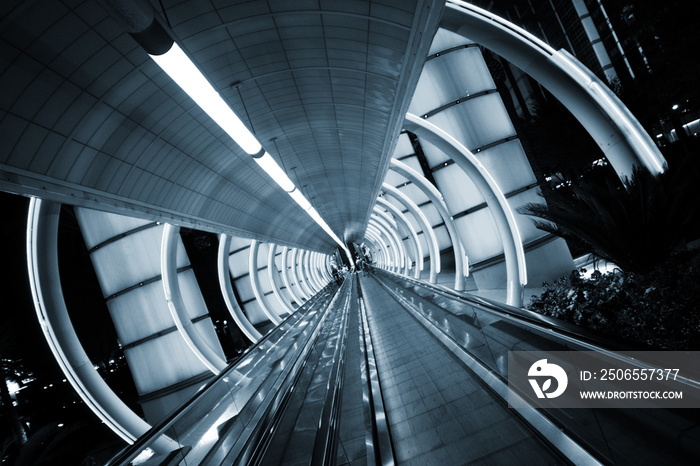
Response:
[[382, 183, 440, 282], [162, 224, 227, 374], [368, 220, 399, 273], [267, 243, 294, 315], [390, 159, 467, 290], [218, 234, 262, 343], [377, 197, 424, 278], [26, 198, 177, 451], [249, 240, 283, 326], [371, 214, 408, 275], [404, 113, 527, 306], [441, 0, 665, 179], [373, 207, 410, 275]]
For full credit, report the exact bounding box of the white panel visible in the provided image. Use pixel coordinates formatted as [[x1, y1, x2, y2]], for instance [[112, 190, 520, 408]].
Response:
[[454, 209, 502, 263], [76, 208, 152, 249], [428, 94, 516, 150], [476, 139, 536, 192], [413, 48, 495, 113], [505, 188, 550, 243], [420, 203, 442, 226], [419, 138, 451, 168], [428, 28, 475, 55], [383, 169, 407, 187], [394, 132, 414, 157], [106, 281, 173, 345], [400, 155, 423, 174], [229, 249, 249, 278], [433, 224, 451, 251], [433, 164, 485, 214], [227, 236, 250, 251], [397, 183, 429, 205], [234, 276, 255, 302], [178, 269, 209, 319], [124, 331, 208, 395], [90, 225, 190, 296], [243, 300, 268, 325]]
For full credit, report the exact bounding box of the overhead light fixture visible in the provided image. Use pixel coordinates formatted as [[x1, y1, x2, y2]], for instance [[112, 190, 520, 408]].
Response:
[[130, 19, 346, 250], [251, 152, 295, 192], [289, 188, 311, 210], [150, 43, 262, 155]]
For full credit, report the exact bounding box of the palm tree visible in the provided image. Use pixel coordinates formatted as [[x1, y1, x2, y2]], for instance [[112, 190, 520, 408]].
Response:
[[520, 160, 699, 274]]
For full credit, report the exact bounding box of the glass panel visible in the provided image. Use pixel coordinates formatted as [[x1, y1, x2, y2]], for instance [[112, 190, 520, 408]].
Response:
[[107, 281, 173, 345], [75, 207, 152, 249], [393, 132, 414, 157], [476, 139, 536, 192], [419, 137, 451, 168], [428, 93, 516, 150], [434, 164, 485, 214], [428, 28, 475, 55], [125, 331, 212, 395], [454, 209, 502, 263]]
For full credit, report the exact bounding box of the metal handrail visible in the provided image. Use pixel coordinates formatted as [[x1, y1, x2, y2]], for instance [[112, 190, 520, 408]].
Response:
[[107, 281, 342, 465]]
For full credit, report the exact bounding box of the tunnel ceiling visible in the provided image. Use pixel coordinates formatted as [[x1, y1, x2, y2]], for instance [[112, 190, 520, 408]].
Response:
[[0, 0, 443, 252]]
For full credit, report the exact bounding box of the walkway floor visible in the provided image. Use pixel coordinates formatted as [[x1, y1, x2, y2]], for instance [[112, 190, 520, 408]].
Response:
[[359, 275, 562, 465]]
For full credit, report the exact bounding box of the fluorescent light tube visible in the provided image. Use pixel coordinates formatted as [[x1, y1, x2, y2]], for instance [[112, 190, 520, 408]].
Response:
[[253, 152, 295, 192], [150, 43, 262, 155], [289, 188, 311, 210]]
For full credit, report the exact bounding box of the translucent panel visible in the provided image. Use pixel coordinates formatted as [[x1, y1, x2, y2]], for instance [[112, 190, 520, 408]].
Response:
[[434, 164, 485, 214], [229, 249, 249, 278], [412, 48, 495, 116], [420, 202, 442, 226], [383, 169, 407, 188], [393, 132, 414, 158], [400, 155, 423, 174], [428, 28, 475, 55], [234, 276, 255, 302], [476, 139, 536, 192], [505, 188, 550, 243], [454, 209, 502, 263], [419, 138, 451, 168], [227, 235, 250, 251], [243, 300, 268, 325], [397, 183, 429, 205], [75, 207, 152, 249], [124, 330, 210, 395], [433, 224, 451, 251], [178, 269, 210, 319], [90, 225, 189, 296], [524, 238, 574, 288], [256, 268, 274, 294], [428, 93, 516, 150], [107, 280, 173, 345]]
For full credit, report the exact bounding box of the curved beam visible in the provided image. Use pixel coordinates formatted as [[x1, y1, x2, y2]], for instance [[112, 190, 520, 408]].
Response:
[[281, 246, 304, 306], [390, 158, 466, 290], [368, 222, 396, 272], [404, 113, 526, 306], [377, 197, 424, 278], [162, 224, 227, 374], [303, 250, 321, 293], [370, 217, 404, 275], [297, 250, 316, 297], [26, 198, 167, 447], [291, 248, 312, 301], [441, 0, 665, 178], [267, 244, 294, 315], [249, 240, 283, 325], [310, 252, 327, 288], [218, 235, 262, 343], [382, 183, 440, 282], [364, 230, 388, 270], [373, 208, 410, 275]]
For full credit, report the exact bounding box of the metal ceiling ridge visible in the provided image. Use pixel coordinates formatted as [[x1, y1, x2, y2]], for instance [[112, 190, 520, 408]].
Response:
[[175, 9, 412, 41]]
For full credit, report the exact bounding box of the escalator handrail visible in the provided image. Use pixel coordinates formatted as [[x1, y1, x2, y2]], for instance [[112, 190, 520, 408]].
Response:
[[107, 281, 343, 466], [375, 269, 700, 389], [375, 268, 637, 351]]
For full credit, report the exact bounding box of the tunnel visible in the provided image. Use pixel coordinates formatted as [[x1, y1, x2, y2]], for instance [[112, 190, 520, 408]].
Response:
[[1, 0, 698, 465]]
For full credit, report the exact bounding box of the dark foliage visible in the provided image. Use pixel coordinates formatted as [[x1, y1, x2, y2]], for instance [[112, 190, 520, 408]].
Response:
[[519, 161, 700, 274], [528, 250, 700, 350]]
